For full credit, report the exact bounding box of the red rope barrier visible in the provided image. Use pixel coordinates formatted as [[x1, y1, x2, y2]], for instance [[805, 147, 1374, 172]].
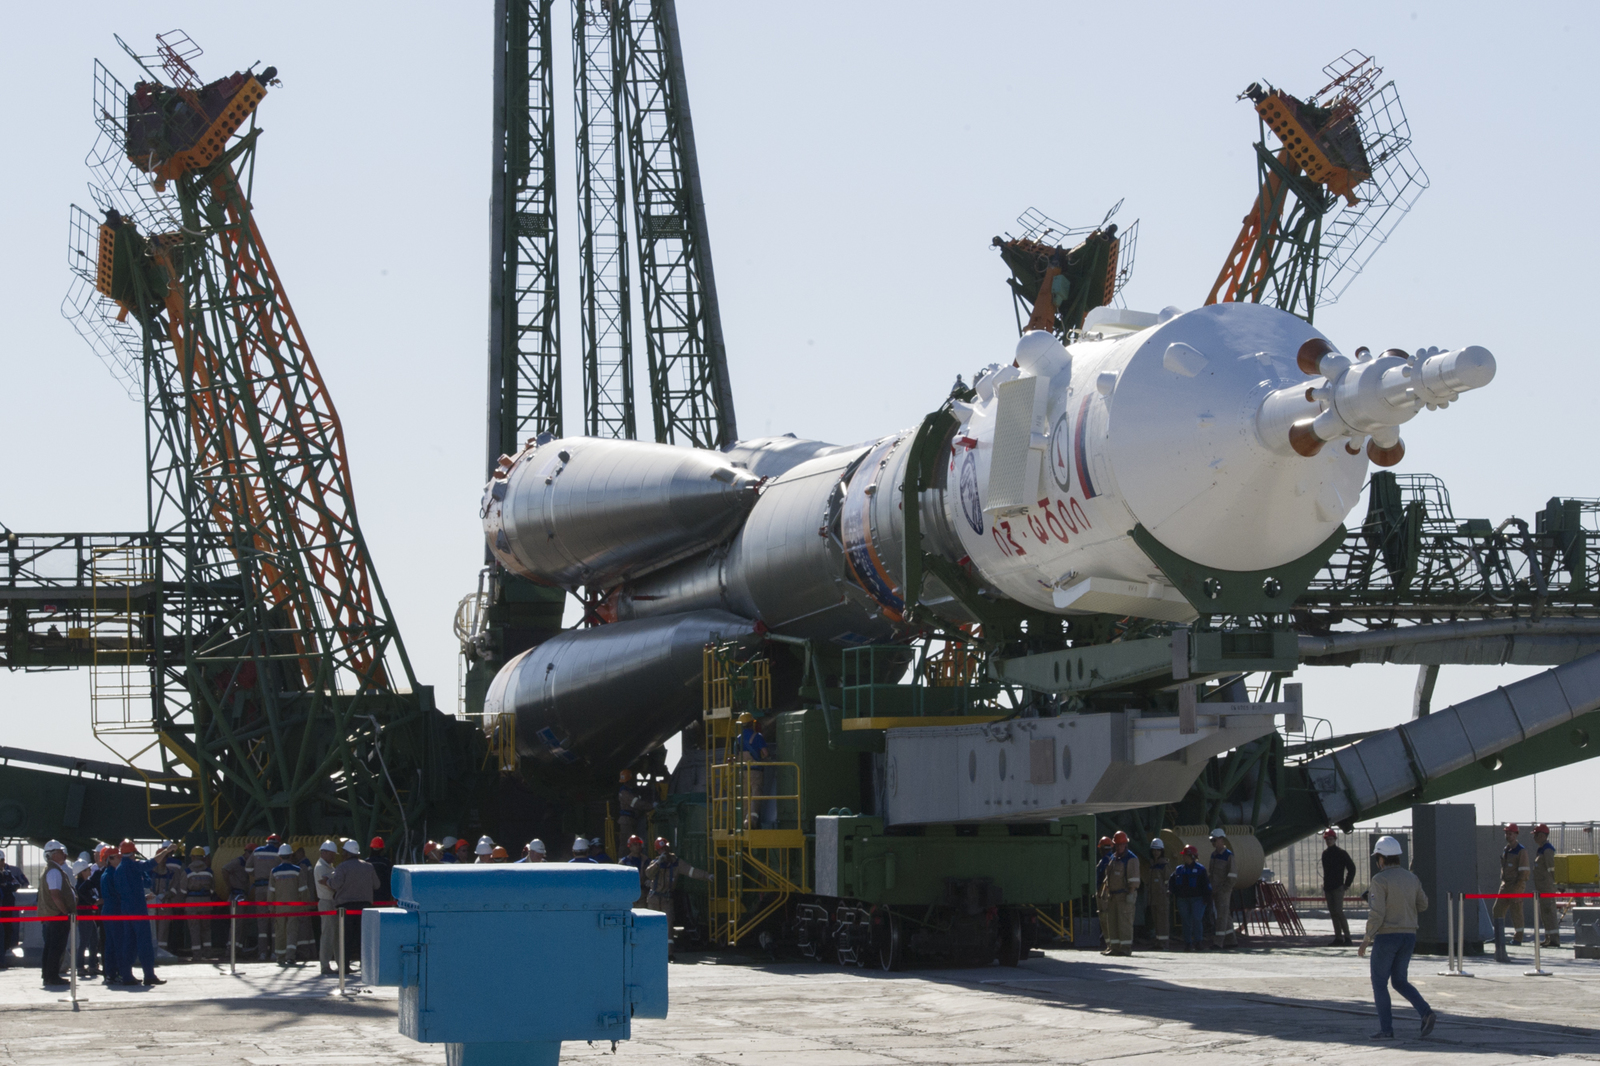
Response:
[[1464, 891, 1600, 899], [0, 908, 359, 923]]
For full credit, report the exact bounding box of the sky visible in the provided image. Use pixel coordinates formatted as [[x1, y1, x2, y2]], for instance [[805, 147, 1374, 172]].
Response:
[[2, 2, 1597, 826]]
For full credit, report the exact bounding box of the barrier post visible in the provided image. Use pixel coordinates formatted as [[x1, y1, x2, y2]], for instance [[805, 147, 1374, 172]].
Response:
[[1526, 892, 1551, 977], [229, 900, 238, 976], [1457, 893, 1474, 977], [338, 907, 346, 995], [1438, 894, 1456, 975], [67, 914, 79, 1007]]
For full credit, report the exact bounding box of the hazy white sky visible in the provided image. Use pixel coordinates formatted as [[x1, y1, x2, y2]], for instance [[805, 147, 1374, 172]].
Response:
[[2, 3, 1596, 825]]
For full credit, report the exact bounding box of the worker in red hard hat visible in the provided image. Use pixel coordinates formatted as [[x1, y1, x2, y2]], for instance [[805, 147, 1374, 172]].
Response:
[[1097, 831, 1140, 957], [620, 835, 648, 905], [643, 837, 708, 960], [1321, 828, 1357, 947], [1168, 844, 1212, 952], [367, 836, 393, 904], [1532, 824, 1558, 947], [1493, 823, 1530, 961]]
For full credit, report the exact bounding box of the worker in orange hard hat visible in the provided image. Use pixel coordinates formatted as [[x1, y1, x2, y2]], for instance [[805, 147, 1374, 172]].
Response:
[[1321, 829, 1357, 947], [490, 846, 509, 863], [1097, 831, 1140, 957], [1493, 823, 1530, 961], [1532, 824, 1558, 947]]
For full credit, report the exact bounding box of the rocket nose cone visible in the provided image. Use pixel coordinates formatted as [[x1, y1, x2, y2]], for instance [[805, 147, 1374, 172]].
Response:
[[665, 455, 762, 525], [1450, 345, 1496, 390]]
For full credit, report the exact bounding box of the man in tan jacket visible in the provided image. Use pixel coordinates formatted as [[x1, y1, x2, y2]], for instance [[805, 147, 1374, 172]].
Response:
[[1358, 836, 1437, 1040]]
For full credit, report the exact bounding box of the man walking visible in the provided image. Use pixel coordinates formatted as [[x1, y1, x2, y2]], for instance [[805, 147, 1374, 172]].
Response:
[[1493, 823, 1530, 962], [1208, 828, 1239, 950], [1321, 828, 1357, 946], [36, 841, 75, 988], [1169, 845, 1212, 952], [1097, 831, 1140, 957], [1359, 835, 1438, 1040]]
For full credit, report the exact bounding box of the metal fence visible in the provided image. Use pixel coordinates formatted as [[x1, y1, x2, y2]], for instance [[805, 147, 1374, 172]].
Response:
[[1266, 822, 1599, 901]]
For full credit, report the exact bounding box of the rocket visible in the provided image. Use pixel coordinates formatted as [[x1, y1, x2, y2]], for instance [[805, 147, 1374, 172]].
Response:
[[480, 302, 1495, 776]]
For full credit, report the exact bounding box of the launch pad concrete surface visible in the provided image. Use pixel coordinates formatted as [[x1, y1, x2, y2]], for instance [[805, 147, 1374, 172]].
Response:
[[1, 941, 1596, 1065]]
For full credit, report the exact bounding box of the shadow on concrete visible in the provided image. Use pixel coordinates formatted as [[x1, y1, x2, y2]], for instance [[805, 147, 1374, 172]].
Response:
[[718, 947, 1598, 1053]]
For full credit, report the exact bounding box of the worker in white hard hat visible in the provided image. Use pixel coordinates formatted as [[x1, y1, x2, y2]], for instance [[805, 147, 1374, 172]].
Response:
[[439, 835, 460, 864], [314, 842, 340, 976], [1207, 828, 1239, 950], [269, 843, 308, 966], [329, 839, 381, 975], [148, 839, 184, 958], [181, 847, 215, 960], [475, 837, 495, 863], [569, 836, 599, 863], [516, 839, 548, 863], [37, 841, 75, 988], [1145, 838, 1171, 951], [1359, 835, 1437, 1040]]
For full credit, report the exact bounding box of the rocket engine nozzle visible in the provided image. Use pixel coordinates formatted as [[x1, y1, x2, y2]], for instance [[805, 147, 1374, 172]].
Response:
[[1260, 342, 1496, 462]]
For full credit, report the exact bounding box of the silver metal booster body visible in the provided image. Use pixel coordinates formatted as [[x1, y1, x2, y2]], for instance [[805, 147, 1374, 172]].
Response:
[[484, 610, 757, 770]]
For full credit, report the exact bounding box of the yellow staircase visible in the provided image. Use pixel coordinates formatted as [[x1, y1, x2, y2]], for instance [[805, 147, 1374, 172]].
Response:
[[704, 643, 807, 945]]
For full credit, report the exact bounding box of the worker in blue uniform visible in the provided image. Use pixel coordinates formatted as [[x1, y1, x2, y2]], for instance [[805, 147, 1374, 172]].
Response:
[[98, 847, 131, 985], [0, 850, 28, 969], [568, 837, 600, 863], [1169, 844, 1213, 952], [110, 838, 174, 985]]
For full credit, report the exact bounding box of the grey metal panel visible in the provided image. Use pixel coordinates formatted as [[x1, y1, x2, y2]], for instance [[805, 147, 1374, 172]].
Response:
[[1453, 688, 1525, 759], [1504, 669, 1577, 734], [815, 816, 840, 898], [488, 437, 759, 588], [1553, 652, 1600, 716], [1305, 755, 1353, 824], [1400, 708, 1479, 780], [1346, 730, 1416, 807], [722, 436, 858, 480], [486, 610, 755, 773], [1330, 747, 1382, 813]]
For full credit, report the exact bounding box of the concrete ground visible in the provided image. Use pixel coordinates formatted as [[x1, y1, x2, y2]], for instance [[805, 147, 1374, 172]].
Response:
[[1, 928, 1596, 1065]]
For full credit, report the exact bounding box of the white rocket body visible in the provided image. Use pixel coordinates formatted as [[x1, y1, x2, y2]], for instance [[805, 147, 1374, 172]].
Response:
[[479, 302, 1495, 771], [946, 302, 1367, 620]]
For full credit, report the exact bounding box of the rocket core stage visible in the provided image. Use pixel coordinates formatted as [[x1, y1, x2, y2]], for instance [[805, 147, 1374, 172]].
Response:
[[480, 302, 1495, 773]]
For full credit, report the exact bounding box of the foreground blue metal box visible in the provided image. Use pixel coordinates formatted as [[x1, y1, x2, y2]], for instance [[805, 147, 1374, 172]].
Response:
[[363, 864, 667, 1065]]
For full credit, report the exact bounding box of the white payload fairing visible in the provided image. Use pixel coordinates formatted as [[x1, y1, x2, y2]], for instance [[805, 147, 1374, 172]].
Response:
[[480, 302, 1495, 774]]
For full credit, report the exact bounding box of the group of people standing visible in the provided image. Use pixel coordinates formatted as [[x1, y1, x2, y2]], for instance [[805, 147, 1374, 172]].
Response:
[[32, 838, 176, 989], [1095, 827, 1241, 955]]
